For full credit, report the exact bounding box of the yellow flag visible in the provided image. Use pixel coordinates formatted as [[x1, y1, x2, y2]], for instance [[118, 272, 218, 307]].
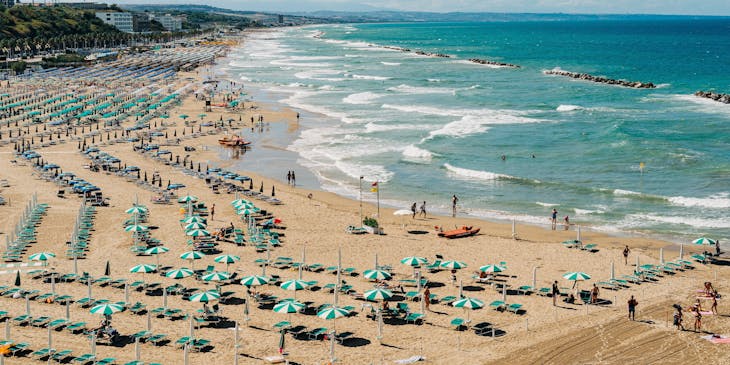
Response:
[[371, 188, 378, 193]]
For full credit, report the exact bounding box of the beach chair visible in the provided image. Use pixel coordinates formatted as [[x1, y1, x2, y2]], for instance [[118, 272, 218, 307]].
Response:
[[0, 311, 8, 321], [405, 312, 424, 324], [307, 327, 328, 340], [537, 287, 551, 296], [12, 314, 32, 325], [48, 318, 68, 329], [32, 347, 55, 360], [8, 342, 29, 356], [72, 353, 96, 364], [95, 358, 116, 365], [175, 336, 193, 348], [65, 322, 86, 333], [190, 338, 211, 352], [272, 321, 291, 331], [131, 331, 151, 341], [450, 317, 465, 330], [581, 244, 598, 252], [517, 286, 533, 295], [691, 254, 708, 264], [507, 303, 523, 314], [52, 349, 73, 362], [147, 334, 168, 346], [129, 302, 146, 314], [489, 300, 506, 311]]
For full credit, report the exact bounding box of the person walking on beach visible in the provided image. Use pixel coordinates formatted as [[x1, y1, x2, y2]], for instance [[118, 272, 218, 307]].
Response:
[[423, 287, 431, 311], [286, 171, 291, 185], [411, 202, 417, 219], [563, 215, 570, 230], [693, 306, 702, 332], [419, 201, 427, 218], [551, 209, 558, 230], [452, 195, 459, 217], [628, 295, 638, 321], [552, 280, 560, 306], [673, 304, 684, 331], [210, 204, 215, 221], [291, 171, 296, 186], [716, 239, 721, 256], [623, 245, 631, 265]]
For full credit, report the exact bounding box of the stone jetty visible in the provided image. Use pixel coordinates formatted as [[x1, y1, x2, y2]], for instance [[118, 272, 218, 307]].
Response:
[[468, 58, 520, 68], [381, 45, 451, 58], [694, 91, 730, 104], [544, 69, 655, 89]]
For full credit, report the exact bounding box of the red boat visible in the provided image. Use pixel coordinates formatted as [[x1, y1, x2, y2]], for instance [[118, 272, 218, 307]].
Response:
[[438, 226, 480, 239]]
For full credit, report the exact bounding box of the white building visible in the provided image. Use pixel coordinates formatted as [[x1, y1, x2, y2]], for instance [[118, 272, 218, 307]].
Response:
[[95, 12, 134, 33], [155, 14, 182, 32]]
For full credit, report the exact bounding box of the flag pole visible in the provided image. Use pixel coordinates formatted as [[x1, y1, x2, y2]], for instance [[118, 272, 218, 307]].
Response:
[[359, 176, 363, 226], [376, 180, 380, 218]]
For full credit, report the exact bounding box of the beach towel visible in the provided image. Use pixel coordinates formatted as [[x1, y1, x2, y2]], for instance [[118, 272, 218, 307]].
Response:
[[263, 355, 285, 364], [701, 335, 730, 344], [700, 311, 714, 316], [394, 356, 426, 364]]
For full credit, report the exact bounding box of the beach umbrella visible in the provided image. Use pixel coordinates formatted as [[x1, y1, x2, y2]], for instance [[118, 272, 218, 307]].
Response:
[[144, 246, 170, 267], [259, 182, 263, 193], [125, 224, 148, 232], [90, 303, 124, 316], [182, 216, 206, 224], [166, 268, 194, 279], [189, 290, 220, 303], [215, 254, 240, 272], [440, 260, 468, 270], [363, 269, 391, 281], [202, 272, 230, 282], [125, 206, 147, 215], [130, 264, 157, 273], [180, 251, 206, 261], [231, 199, 250, 206], [177, 195, 198, 203], [28, 252, 56, 261], [400, 256, 427, 267], [179, 114, 189, 120], [363, 288, 393, 302], [317, 306, 349, 320], [562, 272, 591, 281], [104, 261, 111, 277], [14, 270, 21, 286], [237, 208, 259, 216], [479, 264, 504, 273], [184, 222, 207, 230], [240, 275, 269, 287], [452, 297, 484, 322], [186, 229, 210, 237], [273, 300, 305, 314], [692, 237, 716, 245], [280, 279, 309, 292]]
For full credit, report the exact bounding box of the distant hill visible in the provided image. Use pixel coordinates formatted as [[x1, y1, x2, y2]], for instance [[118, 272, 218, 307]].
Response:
[[120, 4, 335, 26], [0, 5, 120, 39]]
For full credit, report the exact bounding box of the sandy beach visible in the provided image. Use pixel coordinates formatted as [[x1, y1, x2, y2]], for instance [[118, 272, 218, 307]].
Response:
[[1, 35, 729, 365]]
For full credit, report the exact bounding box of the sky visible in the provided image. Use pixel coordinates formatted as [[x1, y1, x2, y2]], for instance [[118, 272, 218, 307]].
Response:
[[76, 0, 730, 15]]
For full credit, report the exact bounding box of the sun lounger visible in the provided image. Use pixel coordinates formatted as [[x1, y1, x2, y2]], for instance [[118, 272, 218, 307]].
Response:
[[537, 287, 551, 296], [307, 327, 328, 340], [489, 300, 506, 311], [581, 244, 598, 252], [517, 286, 533, 295], [507, 303, 523, 314], [450, 317, 465, 330], [32, 347, 55, 359], [405, 312, 424, 324], [147, 334, 168, 346], [440, 296, 457, 305], [95, 358, 116, 365], [12, 314, 32, 325], [175, 336, 193, 348], [65, 322, 86, 333], [8, 342, 29, 356], [131, 330, 151, 341], [72, 353, 96, 364], [272, 321, 291, 330], [52, 349, 73, 362], [48, 318, 68, 329], [190, 338, 210, 352]]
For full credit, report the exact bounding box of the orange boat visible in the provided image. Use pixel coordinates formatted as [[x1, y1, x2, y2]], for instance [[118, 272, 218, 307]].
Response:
[[438, 226, 480, 239], [218, 136, 251, 147]]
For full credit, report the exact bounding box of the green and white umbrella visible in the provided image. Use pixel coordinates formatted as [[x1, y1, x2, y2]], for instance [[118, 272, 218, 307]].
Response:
[[280, 279, 309, 291], [215, 254, 240, 272], [145, 246, 170, 267], [202, 272, 230, 282], [144, 246, 169, 255], [125, 206, 148, 215], [273, 300, 305, 314], [452, 297, 484, 309], [479, 264, 504, 273], [124, 224, 148, 232], [180, 251, 206, 260], [130, 264, 157, 273], [89, 303, 124, 315], [186, 229, 210, 237], [400, 256, 427, 267], [189, 290, 220, 303], [241, 275, 269, 287], [440, 260, 468, 270], [317, 306, 349, 320], [184, 222, 207, 230], [563, 272, 591, 281], [693, 237, 717, 245], [363, 288, 393, 302], [237, 208, 259, 216], [363, 269, 391, 281], [166, 268, 194, 279], [231, 199, 250, 206], [182, 216, 206, 224], [28, 252, 56, 261], [177, 195, 198, 203]]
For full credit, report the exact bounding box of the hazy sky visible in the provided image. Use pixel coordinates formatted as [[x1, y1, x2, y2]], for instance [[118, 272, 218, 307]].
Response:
[[95, 0, 730, 15]]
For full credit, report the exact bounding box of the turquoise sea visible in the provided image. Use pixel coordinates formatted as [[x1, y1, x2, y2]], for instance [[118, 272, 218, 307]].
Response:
[[221, 18, 730, 241]]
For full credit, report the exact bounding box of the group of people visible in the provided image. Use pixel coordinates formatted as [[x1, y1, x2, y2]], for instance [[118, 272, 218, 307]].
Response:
[[672, 282, 719, 332], [549, 208, 570, 231], [410, 201, 427, 218], [286, 170, 296, 186]]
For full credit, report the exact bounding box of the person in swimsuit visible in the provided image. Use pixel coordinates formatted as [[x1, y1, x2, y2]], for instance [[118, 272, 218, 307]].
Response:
[[628, 295, 638, 320], [623, 246, 630, 265], [551, 209, 558, 230], [694, 307, 702, 332]]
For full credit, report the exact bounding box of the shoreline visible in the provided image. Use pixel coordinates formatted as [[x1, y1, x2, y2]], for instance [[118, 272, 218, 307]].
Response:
[[215, 29, 690, 249]]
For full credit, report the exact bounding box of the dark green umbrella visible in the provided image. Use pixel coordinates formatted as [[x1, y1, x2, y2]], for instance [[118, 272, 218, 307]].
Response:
[[104, 261, 110, 276], [14, 270, 21, 286]]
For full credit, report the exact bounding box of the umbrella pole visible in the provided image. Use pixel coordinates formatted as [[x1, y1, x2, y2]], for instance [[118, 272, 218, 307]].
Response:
[[234, 321, 239, 365], [4, 320, 9, 341], [65, 301, 70, 321], [147, 311, 152, 331], [135, 337, 140, 361]]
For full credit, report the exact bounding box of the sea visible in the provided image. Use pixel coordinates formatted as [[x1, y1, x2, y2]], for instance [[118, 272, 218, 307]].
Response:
[[219, 18, 730, 242]]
